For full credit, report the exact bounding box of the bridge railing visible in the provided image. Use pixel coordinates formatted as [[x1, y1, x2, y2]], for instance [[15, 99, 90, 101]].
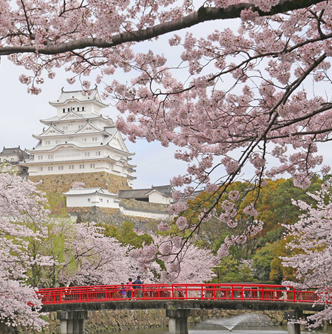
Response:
[[37, 283, 321, 305]]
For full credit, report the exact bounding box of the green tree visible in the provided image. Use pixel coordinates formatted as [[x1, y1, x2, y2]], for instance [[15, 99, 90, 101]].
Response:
[[100, 221, 153, 248], [252, 242, 275, 282]]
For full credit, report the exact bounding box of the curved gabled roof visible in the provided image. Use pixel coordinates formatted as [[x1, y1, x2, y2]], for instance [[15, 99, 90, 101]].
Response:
[[33, 124, 64, 139], [25, 140, 135, 158], [63, 187, 118, 197], [74, 120, 103, 134], [40, 112, 113, 125], [49, 87, 108, 108]]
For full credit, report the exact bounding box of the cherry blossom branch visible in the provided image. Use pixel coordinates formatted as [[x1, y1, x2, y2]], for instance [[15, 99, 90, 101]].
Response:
[[0, 0, 324, 56]]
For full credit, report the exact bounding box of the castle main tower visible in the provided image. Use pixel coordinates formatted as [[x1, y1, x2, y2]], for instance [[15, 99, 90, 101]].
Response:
[[24, 87, 136, 193]]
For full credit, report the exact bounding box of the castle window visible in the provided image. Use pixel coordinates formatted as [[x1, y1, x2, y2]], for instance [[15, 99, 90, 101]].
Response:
[[68, 108, 70, 112], [38, 155, 43, 160], [63, 126, 68, 130], [107, 200, 109, 203], [58, 166, 64, 171], [79, 164, 85, 169], [48, 166, 53, 171], [82, 107, 85, 111], [39, 167, 43, 171], [77, 107, 79, 111], [92, 137, 98, 141], [63, 109, 65, 113], [96, 151, 100, 156], [90, 163, 95, 168], [100, 198, 103, 202], [87, 198, 90, 202], [83, 138, 87, 142], [69, 165, 74, 170], [48, 154, 53, 159], [85, 152, 90, 157]]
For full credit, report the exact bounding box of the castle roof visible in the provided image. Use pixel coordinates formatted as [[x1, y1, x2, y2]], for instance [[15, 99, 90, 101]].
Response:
[[64, 187, 118, 197], [0, 146, 30, 160], [49, 86, 108, 108], [26, 139, 135, 157], [118, 185, 174, 200], [40, 112, 113, 124]]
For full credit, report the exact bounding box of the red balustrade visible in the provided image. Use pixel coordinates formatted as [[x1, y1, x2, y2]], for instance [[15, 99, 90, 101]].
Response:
[[37, 283, 321, 305]]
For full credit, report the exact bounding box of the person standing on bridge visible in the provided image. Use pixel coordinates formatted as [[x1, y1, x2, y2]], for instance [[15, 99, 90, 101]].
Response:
[[280, 276, 288, 300], [127, 278, 133, 299], [120, 283, 126, 299], [133, 276, 144, 299]]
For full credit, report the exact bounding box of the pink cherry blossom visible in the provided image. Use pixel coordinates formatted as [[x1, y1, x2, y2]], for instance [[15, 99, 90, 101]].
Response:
[[243, 203, 258, 217], [176, 216, 188, 230], [228, 191, 240, 201], [158, 221, 171, 232], [283, 184, 332, 326]]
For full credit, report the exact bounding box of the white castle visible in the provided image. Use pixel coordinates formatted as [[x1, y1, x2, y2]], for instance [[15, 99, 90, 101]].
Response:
[[24, 87, 136, 192], [1, 87, 174, 224]]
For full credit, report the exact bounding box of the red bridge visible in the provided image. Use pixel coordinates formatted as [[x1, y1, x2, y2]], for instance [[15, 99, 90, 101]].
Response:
[[38, 283, 318, 305], [37, 283, 325, 334]]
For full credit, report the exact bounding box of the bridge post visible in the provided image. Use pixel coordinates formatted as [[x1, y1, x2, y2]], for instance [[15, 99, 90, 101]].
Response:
[[57, 311, 88, 334], [287, 323, 301, 334], [166, 309, 191, 334], [285, 309, 303, 334]]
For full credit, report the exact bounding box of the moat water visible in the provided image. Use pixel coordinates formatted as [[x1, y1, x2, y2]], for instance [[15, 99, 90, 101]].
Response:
[[99, 312, 332, 334], [100, 326, 331, 334]]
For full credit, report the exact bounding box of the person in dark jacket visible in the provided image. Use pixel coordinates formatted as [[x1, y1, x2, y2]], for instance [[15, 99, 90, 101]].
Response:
[[133, 276, 144, 299], [280, 277, 287, 300]]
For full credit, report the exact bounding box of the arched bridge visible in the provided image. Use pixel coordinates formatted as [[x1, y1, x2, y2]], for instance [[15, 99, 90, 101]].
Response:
[[37, 283, 326, 334]]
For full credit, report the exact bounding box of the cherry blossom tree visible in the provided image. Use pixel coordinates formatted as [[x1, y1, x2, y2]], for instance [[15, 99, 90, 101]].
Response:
[[53, 221, 136, 286], [0, 173, 49, 330], [130, 234, 219, 283], [21, 216, 137, 287], [3, 0, 332, 254], [282, 180, 332, 327]]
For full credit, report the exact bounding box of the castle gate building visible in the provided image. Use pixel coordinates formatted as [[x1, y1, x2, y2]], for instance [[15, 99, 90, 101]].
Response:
[[23, 87, 136, 193]]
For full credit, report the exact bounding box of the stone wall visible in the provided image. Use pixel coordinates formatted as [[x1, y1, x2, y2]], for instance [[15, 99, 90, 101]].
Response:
[[120, 198, 169, 212], [29, 171, 131, 193], [68, 206, 160, 231]]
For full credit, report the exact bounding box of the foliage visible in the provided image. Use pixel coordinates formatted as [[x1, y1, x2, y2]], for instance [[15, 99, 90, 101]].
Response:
[[252, 242, 275, 282], [100, 221, 153, 248], [45, 192, 68, 217], [213, 256, 255, 283], [181, 177, 322, 276]]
